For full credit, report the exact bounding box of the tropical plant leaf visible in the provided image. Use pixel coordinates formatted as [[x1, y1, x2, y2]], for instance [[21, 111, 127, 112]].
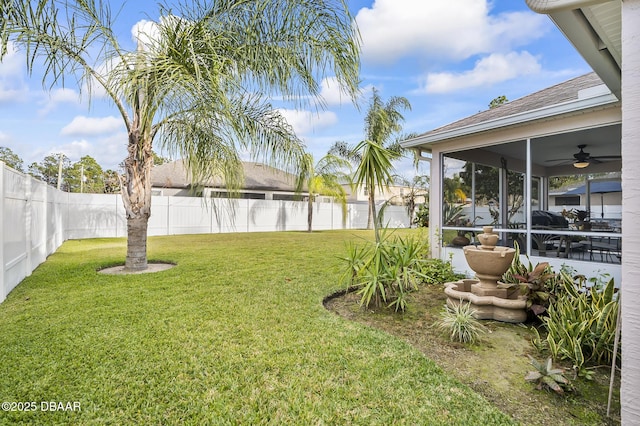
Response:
[[525, 371, 542, 382], [541, 376, 564, 394]]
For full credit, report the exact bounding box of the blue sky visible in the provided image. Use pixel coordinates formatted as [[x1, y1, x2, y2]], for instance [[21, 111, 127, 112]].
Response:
[[0, 0, 591, 176]]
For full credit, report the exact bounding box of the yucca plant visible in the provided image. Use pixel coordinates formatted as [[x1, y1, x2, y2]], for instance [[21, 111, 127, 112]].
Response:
[[338, 241, 373, 287], [435, 301, 487, 344], [525, 356, 572, 394], [339, 231, 428, 312]]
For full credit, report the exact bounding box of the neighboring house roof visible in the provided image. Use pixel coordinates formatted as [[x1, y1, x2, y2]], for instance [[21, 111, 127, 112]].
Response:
[[403, 72, 616, 148], [151, 160, 301, 192]]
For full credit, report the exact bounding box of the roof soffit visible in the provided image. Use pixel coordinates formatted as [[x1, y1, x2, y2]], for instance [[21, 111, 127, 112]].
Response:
[[526, 0, 621, 97], [403, 90, 619, 148]]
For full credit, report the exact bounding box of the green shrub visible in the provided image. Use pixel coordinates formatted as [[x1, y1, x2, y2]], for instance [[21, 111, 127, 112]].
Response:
[[418, 256, 464, 285], [533, 273, 619, 375], [413, 204, 429, 227], [435, 301, 487, 344]]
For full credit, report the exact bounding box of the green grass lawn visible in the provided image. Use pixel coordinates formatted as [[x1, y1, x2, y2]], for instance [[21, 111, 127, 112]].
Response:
[[0, 231, 515, 425]]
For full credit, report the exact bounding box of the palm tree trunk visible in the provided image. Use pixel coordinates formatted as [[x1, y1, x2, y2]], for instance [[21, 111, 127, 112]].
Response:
[[307, 196, 313, 232], [126, 215, 149, 270], [366, 186, 374, 230], [369, 190, 379, 243], [121, 130, 153, 271]]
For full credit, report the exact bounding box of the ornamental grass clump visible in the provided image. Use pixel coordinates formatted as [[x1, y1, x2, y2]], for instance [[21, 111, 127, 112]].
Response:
[[435, 301, 487, 344]]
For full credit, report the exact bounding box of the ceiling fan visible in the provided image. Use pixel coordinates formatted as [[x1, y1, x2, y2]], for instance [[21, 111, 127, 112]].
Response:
[[547, 144, 621, 168]]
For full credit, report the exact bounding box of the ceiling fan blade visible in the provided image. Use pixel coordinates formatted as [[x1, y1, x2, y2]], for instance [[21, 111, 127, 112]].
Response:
[[592, 155, 622, 160]]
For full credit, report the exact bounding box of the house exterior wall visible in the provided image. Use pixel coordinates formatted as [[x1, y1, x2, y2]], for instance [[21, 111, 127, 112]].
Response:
[[621, 0, 640, 422], [344, 184, 417, 204]]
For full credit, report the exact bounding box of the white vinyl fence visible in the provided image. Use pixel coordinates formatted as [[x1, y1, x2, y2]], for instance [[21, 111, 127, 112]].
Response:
[[1, 162, 410, 302]]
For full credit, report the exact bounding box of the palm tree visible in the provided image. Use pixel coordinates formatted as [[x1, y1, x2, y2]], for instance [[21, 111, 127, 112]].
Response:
[[353, 140, 398, 243], [3, 0, 360, 271], [351, 89, 410, 238], [383, 175, 429, 228], [297, 153, 350, 232]]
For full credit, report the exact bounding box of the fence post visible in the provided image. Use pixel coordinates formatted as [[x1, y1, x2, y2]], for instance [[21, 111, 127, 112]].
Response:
[[329, 199, 333, 230], [115, 195, 119, 238], [24, 175, 32, 277], [0, 162, 5, 301], [167, 196, 171, 235]]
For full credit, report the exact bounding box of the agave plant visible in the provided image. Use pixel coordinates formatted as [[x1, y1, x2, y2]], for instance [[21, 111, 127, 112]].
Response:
[[525, 356, 571, 394]]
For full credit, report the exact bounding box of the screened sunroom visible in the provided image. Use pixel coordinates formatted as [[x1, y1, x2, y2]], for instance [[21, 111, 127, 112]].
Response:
[[402, 73, 622, 283]]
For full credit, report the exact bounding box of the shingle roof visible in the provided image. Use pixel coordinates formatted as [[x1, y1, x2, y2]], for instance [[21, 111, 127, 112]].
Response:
[[418, 72, 604, 138], [151, 160, 300, 191]]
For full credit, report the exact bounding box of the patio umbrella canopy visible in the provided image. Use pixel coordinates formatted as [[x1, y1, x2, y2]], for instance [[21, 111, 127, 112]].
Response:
[[564, 181, 621, 219]]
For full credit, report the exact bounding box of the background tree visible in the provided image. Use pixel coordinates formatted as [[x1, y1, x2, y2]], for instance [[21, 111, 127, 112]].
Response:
[[3, 0, 360, 271], [443, 173, 468, 204], [341, 89, 410, 233], [297, 153, 350, 232], [328, 140, 362, 165], [378, 174, 429, 228], [459, 162, 524, 224], [153, 151, 170, 166], [28, 153, 70, 191], [489, 95, 509, 109], [67, 156, 105, 193], [396, 175, 429, 228], [0, 146, 24, 172]]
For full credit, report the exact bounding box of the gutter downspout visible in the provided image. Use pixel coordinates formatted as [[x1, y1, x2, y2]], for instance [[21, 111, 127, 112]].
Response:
[[525, 0, 614, 13]]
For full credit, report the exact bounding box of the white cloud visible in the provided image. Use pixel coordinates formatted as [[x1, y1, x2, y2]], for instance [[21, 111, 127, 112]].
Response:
[[318, 77, 373, 107], [0, 86, 26, 104], [0, 43, 23, 78], [60, 116, 124, 137], [38, 88, 81, 115], [0, 42, 28, 104], [419, 51, 542, 94], [132, 19, 161, 48], [48, 131, 127, 170], [51, 139, 93, 160], [355, 0, 549, 64], [320, 77, 347, 106], [93, 133, 127, 169], [278, 109, 338, 136], [131, 16, 186, 51]]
